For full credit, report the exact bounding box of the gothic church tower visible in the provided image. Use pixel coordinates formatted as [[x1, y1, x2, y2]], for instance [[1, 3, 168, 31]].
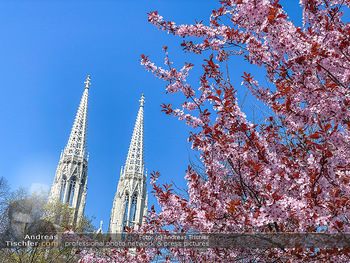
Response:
[[48, 76, 91, 224], [109, 94, 148, 233]]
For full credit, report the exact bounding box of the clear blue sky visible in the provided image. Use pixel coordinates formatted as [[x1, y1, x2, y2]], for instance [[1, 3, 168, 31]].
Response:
[[0, 1, 303, 231]]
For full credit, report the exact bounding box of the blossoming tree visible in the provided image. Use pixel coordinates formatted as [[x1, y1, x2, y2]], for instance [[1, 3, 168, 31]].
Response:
[[80, 0, 350, 262]]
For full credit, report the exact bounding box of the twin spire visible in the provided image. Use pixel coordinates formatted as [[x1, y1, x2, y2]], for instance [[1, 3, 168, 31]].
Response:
[[49, 75, 147, 228], [65, 75, 144, 166]]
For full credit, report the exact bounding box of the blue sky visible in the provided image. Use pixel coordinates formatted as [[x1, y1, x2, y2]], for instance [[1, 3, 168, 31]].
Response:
[[0, 1, 303, 231]]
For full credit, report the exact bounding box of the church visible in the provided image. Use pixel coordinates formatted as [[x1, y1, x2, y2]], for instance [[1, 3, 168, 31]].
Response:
[[47, 76, 148, 232]]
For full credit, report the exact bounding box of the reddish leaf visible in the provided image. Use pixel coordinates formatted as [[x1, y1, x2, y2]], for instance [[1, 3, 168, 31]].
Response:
[[309, 133, 321, 139]]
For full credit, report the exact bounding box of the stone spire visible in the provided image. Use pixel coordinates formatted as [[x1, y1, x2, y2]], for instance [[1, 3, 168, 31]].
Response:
[[47, 76, 91, 225], [123, 94, 145, 177], [109, 94, 148, 233], [64, 75, 90, 158]]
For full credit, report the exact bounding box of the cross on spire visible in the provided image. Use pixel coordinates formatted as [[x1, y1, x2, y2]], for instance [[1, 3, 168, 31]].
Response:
[[139, 94, 145, 107], [84, 75, 91, 89]]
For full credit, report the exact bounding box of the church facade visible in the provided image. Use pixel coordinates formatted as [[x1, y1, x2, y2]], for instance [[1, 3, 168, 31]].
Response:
[[47, 76, 147, 231]]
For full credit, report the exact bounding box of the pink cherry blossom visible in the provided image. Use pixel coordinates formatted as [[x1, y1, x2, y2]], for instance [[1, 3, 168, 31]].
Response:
[[81, 1, 350, 262]]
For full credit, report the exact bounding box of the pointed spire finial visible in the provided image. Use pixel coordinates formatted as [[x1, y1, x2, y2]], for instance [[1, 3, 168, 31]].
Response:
[[139, 94, 145, 107], [84, 75, 91, 89]]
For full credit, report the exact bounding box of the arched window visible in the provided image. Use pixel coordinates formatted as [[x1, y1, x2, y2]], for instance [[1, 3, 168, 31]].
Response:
[[60, 175, 67, 203], [130, 193, 138, 228], [68, 176, 76, 206], [123, 193, 129, 231]]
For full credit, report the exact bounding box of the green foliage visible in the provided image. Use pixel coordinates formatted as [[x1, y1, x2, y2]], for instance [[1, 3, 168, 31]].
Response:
[[43, 201, 96, 232]]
